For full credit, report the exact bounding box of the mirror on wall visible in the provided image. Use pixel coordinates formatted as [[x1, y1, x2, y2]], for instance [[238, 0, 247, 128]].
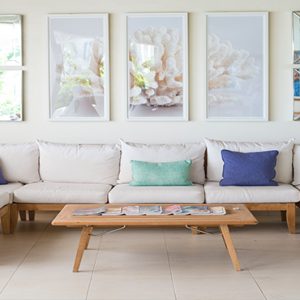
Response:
[[293, 12, 300, 120], [0, 15, 23, 121]]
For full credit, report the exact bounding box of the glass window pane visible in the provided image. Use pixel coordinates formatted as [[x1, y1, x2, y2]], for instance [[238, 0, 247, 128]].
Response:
[[0, 15, 22, 66], [0, 70, 22, 121]]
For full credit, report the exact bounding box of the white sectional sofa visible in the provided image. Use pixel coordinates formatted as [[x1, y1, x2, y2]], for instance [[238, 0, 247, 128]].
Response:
[[0, 139, 299, 234]]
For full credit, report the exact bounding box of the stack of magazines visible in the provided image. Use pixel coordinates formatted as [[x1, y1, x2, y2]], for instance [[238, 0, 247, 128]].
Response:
[[73, 205, 226, 216]]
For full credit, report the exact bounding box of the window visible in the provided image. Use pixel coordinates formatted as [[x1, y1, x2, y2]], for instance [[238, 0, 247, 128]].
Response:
[[0, 15, 23, 121]]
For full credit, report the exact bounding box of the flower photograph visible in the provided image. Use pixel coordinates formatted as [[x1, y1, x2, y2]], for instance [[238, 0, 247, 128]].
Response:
[[48, 14, 109, 121]]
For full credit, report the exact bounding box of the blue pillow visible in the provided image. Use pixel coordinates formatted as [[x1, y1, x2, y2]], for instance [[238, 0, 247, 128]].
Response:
[[0, 169, 8, 185], [220, 149, 279, 186]]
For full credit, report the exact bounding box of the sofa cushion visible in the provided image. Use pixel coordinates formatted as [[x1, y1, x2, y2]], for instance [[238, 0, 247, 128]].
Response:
[[204, 138, 294, 184], [204, 181, 300, 203], [0, 143, 40, 183], [118, 140, 206, 184], [108, 184, 205, 203], [0, 168, 8, 185], [13, 182, 111, 204], [0, 183, 23, 207], [220, 150, 279, 186], [0, 193, 9, 209], [130, 160, 193, 186], [292, 145, 300, 185], [37, 141, 120, 185]]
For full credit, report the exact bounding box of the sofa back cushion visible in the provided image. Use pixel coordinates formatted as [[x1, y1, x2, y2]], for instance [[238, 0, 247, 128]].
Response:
[[205, 138, 294, 184], [0, 143, 40, 183], [292, 144, 300, 185], [118, 140, 206, 184], [37, 141, 120, 185]]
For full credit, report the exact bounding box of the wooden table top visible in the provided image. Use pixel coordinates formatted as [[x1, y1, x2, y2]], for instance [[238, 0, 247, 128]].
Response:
[[52, 204, 258, 227]]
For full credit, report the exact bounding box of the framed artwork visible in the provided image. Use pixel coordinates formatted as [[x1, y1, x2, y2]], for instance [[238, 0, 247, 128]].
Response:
[[0, 15, 23, 121], [126, 13, 188, 121], [48, 14, 109, 121], [293, 12, 300, 120], [293, 68, 300, 120], [205, 12, 269, 121]]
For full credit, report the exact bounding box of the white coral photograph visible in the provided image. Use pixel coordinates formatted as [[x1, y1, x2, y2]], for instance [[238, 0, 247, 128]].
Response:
[[48, 14, 109, 121], [126, 13, 188, 121], [206, 13, 268, 121]]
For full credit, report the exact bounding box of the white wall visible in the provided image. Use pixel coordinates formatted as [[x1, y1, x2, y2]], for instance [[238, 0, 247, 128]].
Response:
[[0, 0, 299, 144]]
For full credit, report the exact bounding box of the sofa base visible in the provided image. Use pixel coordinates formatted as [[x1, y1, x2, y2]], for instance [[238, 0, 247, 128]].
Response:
[[10, 203, 65, 233], [0, 204, 11, 234], [10, 202, 298, 234], [246, 203, 297, 234]]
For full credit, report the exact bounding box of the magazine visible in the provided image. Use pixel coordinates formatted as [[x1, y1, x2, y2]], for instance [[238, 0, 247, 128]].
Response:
[[163, 205, 182, 215], [73, 206, 106, 216], [181, 206, 211, 215], [210, 206, 226, 215], [122, 205, 141, 215], [139, 205, 162, 215], [102, 207, 123, 216]]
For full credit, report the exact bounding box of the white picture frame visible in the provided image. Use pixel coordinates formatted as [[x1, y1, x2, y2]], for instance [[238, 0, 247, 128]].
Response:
[[205, 12, 269, 121], [48, 14, 110, 121], [126, 13, 189, 121], [0, 15, 23, 122]]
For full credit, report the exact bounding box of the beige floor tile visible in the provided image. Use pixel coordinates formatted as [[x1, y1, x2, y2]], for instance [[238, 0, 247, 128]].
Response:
[[172, 273, 266, 300]]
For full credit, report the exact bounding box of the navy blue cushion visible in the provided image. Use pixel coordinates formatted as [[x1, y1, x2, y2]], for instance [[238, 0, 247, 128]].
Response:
[[220, 149, 279, 186], [0, 169, 8, 185]]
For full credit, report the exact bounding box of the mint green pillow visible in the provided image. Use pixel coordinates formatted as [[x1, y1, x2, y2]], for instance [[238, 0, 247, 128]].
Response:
[[130, 160, 192, 186]]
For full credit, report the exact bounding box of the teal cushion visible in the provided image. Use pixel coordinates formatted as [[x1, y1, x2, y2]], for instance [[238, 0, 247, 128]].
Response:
[[130, 160, 192, 186]]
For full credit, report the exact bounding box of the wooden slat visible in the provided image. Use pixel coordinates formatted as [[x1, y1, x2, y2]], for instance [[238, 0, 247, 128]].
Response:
[[246, 203, 288, 211], [16, 203, 65, 211]]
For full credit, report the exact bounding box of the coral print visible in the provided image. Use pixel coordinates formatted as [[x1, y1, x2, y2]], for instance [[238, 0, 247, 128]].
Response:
[[207, 33, 259, 105], [127, 14, 188, 120], [206, 13, 268, 121], [129, 27, 183, 107]]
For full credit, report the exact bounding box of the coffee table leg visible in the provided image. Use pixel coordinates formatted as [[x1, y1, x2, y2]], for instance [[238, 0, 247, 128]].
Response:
[[219, 225, 241, 271], [73, 226, 93, 272]]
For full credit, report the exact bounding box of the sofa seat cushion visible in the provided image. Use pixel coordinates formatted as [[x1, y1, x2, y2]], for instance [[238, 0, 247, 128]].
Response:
[[108, 184, 205, 204], [0, 193, 9, 209], [204, 182, 300, 203], [13, 182, 111, 204], [0, 183, 23, 208]]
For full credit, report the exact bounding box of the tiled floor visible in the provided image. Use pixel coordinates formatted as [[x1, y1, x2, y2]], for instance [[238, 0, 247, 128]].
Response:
[[0, 212, 300, 300]]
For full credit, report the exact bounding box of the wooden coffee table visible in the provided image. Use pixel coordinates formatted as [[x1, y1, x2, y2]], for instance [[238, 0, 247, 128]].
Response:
[[52, 204, 257, 272]]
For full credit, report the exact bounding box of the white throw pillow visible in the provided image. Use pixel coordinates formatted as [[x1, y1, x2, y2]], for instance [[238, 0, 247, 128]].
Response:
[[118, 140, 206, 184], [205, 138, 294, 184], [37, 141, 120, 185], [0, 143, 40, 183]]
